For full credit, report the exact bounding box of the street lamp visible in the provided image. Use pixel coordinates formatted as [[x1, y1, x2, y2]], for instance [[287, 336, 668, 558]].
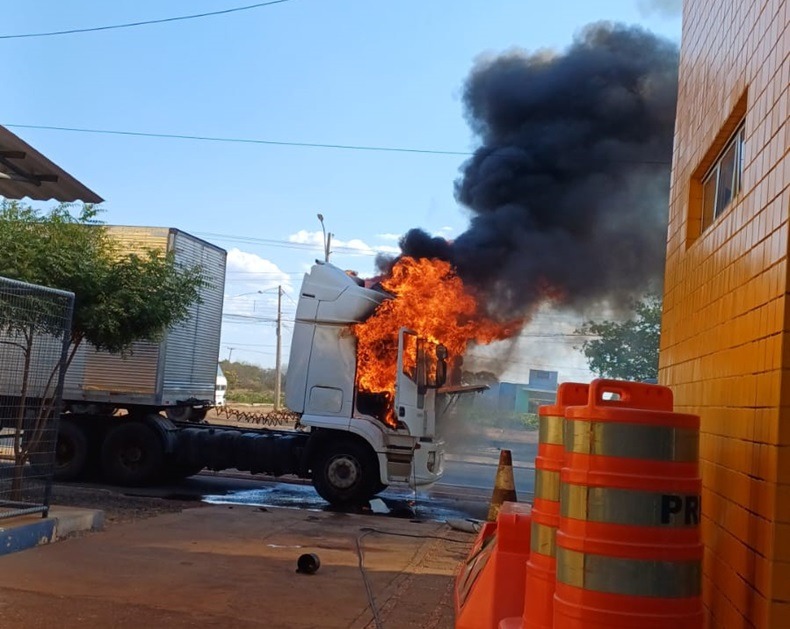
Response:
[[317, 213, 332, 262]]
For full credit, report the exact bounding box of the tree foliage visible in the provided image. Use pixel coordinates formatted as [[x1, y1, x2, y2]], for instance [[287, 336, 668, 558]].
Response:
[[576, 295, 662, 382], [220, 360, 285, 393], [0, 201, 205, 354]]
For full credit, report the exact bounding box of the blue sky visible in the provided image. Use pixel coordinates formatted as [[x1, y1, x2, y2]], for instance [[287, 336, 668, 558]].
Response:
[[2, 0, 681, 381]]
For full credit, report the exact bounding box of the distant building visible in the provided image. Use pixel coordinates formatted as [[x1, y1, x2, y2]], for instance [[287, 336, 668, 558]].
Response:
[[474, 369, 559, 414]]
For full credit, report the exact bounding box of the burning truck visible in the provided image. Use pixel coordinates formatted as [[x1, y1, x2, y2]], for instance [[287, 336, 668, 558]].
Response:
[[284, 255, 512, 503]]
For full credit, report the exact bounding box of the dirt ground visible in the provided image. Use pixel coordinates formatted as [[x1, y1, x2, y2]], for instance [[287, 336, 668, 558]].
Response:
[[5, 499, 472, 628], [48, 482, 199, 528]]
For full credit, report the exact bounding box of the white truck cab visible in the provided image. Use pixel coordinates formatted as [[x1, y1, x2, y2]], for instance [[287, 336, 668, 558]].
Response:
[[286, 261, 448, 503]]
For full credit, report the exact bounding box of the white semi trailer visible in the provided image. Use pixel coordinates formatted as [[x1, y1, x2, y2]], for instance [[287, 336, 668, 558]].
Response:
[[34, 237, 454, 505]]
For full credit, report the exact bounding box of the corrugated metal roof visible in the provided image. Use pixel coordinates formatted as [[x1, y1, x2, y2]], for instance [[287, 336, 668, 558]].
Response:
[[0, 125, 103, 203]]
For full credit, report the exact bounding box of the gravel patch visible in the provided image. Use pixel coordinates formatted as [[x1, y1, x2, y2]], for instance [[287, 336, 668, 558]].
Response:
[[48, 483, 201, 528]]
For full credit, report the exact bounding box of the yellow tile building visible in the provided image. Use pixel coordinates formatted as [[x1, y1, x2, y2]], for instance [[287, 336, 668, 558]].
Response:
[[659, 0, 789, 626]]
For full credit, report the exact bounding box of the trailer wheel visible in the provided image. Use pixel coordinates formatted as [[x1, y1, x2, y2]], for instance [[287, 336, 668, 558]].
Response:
[[44, 419, 89, 481], [101, 421, 164, 485], [311, 439, 379, 506]]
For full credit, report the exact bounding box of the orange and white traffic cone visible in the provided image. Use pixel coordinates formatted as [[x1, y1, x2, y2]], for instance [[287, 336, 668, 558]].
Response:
[[487, 449, 517, 521]]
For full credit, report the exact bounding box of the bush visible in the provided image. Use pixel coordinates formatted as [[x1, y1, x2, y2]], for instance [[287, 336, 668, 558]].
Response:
[[226, 390, 275, 405], [454, 407, 539, 431]]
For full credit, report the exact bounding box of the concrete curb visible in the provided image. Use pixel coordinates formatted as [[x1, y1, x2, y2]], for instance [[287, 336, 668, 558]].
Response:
[[0, 506, 104, 557]]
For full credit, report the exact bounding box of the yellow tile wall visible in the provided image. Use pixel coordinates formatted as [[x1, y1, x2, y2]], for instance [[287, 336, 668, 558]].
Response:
[[659, 0, 789, 626]]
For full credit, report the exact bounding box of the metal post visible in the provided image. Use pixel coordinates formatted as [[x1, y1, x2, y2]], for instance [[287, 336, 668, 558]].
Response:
[[274, 285, 282, 410]]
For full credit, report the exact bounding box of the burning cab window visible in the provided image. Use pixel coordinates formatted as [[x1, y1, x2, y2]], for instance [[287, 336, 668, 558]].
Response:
[[701, 124, 745, 231]]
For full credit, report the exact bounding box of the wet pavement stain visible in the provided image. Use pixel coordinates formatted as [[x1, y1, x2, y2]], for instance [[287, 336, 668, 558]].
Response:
[[202, 483, 477, 522]]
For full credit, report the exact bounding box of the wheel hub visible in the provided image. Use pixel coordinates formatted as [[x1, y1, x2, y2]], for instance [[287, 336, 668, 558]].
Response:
[[57, 439, 75, 465], [120, 446, 143, 468], [327, 455, 359, 490]]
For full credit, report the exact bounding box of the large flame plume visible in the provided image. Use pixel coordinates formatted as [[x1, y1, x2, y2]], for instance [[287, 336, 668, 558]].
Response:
[[353, 257, 521, 416]]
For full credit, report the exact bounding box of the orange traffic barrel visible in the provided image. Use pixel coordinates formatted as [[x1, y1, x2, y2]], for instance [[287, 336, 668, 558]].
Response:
[[521, 382, 589, 629], [554, 378, 703, 629]]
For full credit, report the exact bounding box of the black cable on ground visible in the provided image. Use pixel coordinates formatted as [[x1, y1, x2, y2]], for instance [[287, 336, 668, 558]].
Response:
[[358, 526, 475, 543], [354, 524, 475, 628], [355, 529, 384, 629]]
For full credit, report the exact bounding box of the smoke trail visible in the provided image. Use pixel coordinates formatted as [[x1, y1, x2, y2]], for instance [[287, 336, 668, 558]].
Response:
[[397, 22, 679, 317], [637, 0, 682, 19]]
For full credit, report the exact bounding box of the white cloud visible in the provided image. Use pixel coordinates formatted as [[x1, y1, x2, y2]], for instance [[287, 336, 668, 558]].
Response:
[[376, 233, 402, 242], [289, 230, 399, 256], [288, 230, 324, 247], [226, 248, 291, 284], [224, 249, 293, 317]]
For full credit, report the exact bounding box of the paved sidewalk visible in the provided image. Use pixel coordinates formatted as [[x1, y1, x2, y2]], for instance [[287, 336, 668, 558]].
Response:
[[0, 504, 473, 628]]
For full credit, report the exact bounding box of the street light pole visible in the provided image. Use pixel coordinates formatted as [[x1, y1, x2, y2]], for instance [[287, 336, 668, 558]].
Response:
[[317, 213, 333, 262], [274, 285, 283, 410]]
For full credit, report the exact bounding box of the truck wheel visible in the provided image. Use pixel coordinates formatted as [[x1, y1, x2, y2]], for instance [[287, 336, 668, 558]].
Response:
[[44, 419, 89, 481], [55, 420, 90, 480], [311, 439, 379, 506], [101, 421, 164, 485]]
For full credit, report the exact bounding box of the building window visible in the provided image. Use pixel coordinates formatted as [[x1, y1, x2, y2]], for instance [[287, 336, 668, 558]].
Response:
[[701, 125, 745, 230]]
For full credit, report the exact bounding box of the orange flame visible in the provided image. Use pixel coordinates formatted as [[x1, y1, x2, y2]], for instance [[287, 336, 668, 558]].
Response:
[[353, 257, 521, 422]]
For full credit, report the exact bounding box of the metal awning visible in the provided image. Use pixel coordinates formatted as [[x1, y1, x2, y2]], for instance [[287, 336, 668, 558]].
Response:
[[0, 125, 103, 203]]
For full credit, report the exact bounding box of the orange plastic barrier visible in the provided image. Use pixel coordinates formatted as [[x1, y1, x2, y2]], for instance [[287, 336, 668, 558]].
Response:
[[554, 378, 703, 629], [455, 502, 532, 629], [519, 382, 589, 629]]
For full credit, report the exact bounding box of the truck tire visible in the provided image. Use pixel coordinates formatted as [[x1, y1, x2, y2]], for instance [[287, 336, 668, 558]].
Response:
[[52, 419, 90, 481], [100, 421, 165, 485], [311, 439, 379, 506]]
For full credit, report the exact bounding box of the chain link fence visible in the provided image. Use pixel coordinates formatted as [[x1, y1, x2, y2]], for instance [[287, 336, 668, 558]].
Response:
[[0, 276, 74, 519]]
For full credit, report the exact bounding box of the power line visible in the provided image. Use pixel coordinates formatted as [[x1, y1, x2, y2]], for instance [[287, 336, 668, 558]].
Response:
[[2, 124, 472, 157], [199, 231, 392, 256], [0, 1, 295, 40]]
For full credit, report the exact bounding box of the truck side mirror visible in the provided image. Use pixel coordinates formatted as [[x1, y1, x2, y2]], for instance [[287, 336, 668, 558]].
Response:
[[435, 344, 447, 388]]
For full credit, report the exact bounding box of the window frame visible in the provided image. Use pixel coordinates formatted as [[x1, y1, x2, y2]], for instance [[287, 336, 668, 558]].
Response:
[[700, 124, 745, 231]]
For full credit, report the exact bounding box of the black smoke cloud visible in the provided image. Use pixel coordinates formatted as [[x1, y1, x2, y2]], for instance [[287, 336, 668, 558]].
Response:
[[394, 22, 679, 317]]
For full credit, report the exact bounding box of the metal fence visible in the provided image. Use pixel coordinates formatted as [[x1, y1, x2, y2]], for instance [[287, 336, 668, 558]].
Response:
[[0, 276, 74, 519]]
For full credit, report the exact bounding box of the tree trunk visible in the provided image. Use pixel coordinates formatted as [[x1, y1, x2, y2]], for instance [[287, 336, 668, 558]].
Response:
[[11, 329, 33, 502]]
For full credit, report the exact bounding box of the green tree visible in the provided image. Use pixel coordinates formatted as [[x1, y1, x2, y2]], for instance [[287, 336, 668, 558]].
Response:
[[576, 295, 662, 382], [0, 201, 205, 494]]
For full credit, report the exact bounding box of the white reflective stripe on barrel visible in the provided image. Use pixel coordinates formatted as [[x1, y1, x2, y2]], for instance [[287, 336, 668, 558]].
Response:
[[535, 468, 560, 501], [530, 520, 556, 557], [564, 419, 698, 461], [556, 547, 702, 597], [561, 484, 701, 527], [539, 414, 564, 445]]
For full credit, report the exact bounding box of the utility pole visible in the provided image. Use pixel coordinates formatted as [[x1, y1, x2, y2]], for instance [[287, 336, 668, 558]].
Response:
[[274, 285, 283, 410], [227, 347, 235, 362]]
